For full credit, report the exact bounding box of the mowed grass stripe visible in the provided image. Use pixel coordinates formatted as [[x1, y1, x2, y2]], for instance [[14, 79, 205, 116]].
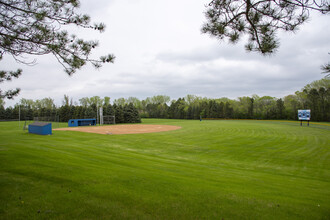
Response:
[[0, 119, 329, 219]]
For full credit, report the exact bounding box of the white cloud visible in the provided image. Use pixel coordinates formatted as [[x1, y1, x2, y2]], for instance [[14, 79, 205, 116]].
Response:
[[1, 0, 329, 107]]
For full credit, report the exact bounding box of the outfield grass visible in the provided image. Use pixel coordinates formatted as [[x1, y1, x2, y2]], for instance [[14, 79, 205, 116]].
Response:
[[0, 119, 329, 219]]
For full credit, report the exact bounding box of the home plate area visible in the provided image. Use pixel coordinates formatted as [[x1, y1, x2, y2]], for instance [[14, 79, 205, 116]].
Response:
[[54, 124, 181, 135]]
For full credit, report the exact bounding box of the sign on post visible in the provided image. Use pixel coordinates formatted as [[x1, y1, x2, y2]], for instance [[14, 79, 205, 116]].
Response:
[[298, 109, 311, 126]]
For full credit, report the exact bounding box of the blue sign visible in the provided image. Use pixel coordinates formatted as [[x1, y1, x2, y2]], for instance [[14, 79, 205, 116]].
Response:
[[298, 110, 311, 121]]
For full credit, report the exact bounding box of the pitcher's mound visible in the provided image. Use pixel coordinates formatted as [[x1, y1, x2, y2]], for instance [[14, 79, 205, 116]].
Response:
[[54, 124, 181, 135]]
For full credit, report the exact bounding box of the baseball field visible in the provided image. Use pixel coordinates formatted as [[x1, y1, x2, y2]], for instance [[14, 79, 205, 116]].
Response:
[[0, 119, 329, 219]]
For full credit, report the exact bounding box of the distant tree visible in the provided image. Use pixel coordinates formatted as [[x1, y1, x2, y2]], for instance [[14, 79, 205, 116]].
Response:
[[303, 78, 330, 91], [186, 105, 194, 119], [0, 105, 5, 119], [318, 87, 327, 120], [12, 105, 20, 119], [326, 88, 330, 121], [59, 95, 72, 122], [276, 98, 285, 119], [62, 95, 72, 107], [224, 101, 234, 118], [208, 100, 219, 118], [169, 98, 186, 119], [218, 102, 225, 118], [237, 96, 252, 118], [19, 98, 35, 109], [113, 98, 127, 107], [4, 106, 13, 119], [79, 97, 90, 107], [70, 105, 76, 119], [248, 97, 254, 118], [73, 106, 82, 119], [59, 105, 70, 122], [104, 103, 114, 116], [151, 95, 171, 105], [0, 0, 115, 99], [258, 96, 276, 119], [284, 94, 300, 120], [126, 97, 143, 114], [307, 88, 320, 120], [295, 90, 308, 109], [185, 95, 199, 106], [124, 103, 141, 123], [26, 106, 34, 120], [202, 0, 329, 54], [78, 106, 85, 119], [113, 104, 124, 123], [145, 103, 158, 118], [35, 98, 56, 110], [89, 96, 103, 107], [0, 97, 4, 107], [104, 97, 111, 106], [83, 106, 95, 119]]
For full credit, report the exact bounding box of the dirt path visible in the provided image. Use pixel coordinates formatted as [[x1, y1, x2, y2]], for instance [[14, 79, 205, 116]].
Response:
[[54, 124, 181, 135]]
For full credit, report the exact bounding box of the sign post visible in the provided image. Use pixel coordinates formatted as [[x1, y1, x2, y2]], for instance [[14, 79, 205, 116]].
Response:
[[298, 109, 311, 126]]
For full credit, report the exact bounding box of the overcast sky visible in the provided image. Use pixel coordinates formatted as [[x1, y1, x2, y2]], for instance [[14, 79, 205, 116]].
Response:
[[1, 0, 329, 107]]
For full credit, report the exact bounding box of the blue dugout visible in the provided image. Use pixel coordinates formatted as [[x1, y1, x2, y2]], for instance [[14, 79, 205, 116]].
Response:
[[68, 119, 96, 127]]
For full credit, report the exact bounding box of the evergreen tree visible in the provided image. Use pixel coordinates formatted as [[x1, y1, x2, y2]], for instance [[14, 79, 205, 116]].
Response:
[[59, 105, 71, 122], [124, 103, 141, 123], [26, 107, 34, 120], [202, 0, 329, 54], [4, 107, 13, 119], [0, 0, 115, 99], [104, 104, 115, 117], [208, 100, 218, 118], [218, 102, 225, 118], [0, 105, 5, 119], [70, 106, 76, 119], [84, 106, 95, 119], [113, 104, 124, 123], [12, 105, 19, 119]]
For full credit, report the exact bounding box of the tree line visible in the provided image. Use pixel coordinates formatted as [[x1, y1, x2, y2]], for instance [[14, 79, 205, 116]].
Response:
[[0, 78, 329, 122], [0, 95, 141, 124], [100, 79, 330, 122], [121, 78, 330, 122]]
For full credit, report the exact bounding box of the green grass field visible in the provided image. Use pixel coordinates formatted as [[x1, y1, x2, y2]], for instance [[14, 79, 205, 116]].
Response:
[[0, 119, 329, 219]]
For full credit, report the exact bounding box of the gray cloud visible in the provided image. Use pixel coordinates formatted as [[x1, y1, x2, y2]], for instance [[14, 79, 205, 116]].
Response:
[[1, 0, 329, 107]]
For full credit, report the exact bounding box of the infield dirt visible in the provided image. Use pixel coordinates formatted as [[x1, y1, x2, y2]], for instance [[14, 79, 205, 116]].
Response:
[[54, 124, 181, 135]]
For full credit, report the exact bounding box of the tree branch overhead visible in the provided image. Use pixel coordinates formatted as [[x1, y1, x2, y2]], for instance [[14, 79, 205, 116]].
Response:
[[0, 0, 115, 99], [202, 0, 330, 54]]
